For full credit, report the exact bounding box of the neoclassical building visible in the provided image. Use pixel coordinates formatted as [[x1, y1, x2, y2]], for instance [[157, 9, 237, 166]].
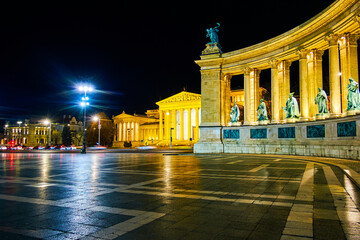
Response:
[[156, 91, 201, 144], [195, 0, 360, 160], [113, 91, 202, 147]]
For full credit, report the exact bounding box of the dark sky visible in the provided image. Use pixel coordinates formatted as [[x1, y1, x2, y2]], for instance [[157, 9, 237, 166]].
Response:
[[0, 1, 335, 122]]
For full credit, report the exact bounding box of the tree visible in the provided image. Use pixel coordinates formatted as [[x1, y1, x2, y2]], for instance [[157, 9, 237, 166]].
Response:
[[86, 112, 114, 147], [62, 125, 72, 146], [52, 129, 62, 145]]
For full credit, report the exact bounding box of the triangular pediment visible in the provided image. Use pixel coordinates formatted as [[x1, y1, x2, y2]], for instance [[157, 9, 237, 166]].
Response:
[[156, 91, 201, 106]]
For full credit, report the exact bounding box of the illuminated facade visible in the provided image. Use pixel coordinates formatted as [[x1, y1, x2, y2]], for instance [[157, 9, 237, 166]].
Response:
[[113, 91, 202, 147], [3, 121, 50, 146], [195, 0, 360, 159], [156, 91, 201, 145]]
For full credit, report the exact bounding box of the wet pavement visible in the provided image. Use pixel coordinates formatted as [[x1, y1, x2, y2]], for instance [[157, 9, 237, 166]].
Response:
[[0, 153, 359, 239]]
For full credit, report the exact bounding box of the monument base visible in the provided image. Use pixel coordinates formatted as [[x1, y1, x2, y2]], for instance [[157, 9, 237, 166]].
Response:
[[346, 109, 360, 116], [285, 118, 299, 123], [316, 113, 330, 120], [257, 120, 269, 125], [228, 122, 241, 126]]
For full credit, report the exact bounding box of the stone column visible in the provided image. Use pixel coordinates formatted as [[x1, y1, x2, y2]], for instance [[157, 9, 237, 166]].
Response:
[[244, 68, 251, 125], [187, 108, 191, 141], [136, 122, 140, 141], [171, 109, 176, 139], [164, 112, 168, 140], [224, 75, 232, 125], [123, 122, 126, 142], [339, 33, 360, 113], [297, 49, 310, 120], [307, 49, 324, 118], [180, 109, 184, 140], [325, 34, 342, 115], [195, 108, 199, 140], [270, 60, 280, 123], [277, 60, 291, 120], [159, 110, 163, 140]]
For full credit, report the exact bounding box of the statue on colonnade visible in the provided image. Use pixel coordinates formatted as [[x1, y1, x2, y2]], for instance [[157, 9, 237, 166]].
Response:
[[347, 78, 360, 111], [206, 23, 220, 44], [257, 99, 269, 122], [230, 100, 240, 124], [315, 88, 329, 114], [283, 92, 300, 119]]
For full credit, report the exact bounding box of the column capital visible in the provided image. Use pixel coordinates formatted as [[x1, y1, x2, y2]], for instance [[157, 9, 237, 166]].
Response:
[[339, 33, 360, 47], [307, 49, 324, 61], [269, 60, 279, 69], [296, 49, 310, 59], [325, 33, 339, 46], [353, 14, 360, 27], [277, 60, 291, 72], [243, 67, 253, 75], [224, 74, 232, 83]]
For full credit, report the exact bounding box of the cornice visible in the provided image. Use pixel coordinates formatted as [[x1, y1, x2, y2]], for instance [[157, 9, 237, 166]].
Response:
[[196, 0, 360, 73]]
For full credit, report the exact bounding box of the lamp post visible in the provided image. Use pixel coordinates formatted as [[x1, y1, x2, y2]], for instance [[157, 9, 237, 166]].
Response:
[[92, 116, 101, 145], [43, 119, 51, 146], [170, 127, 174, 149], [79, 85, 93, 154]]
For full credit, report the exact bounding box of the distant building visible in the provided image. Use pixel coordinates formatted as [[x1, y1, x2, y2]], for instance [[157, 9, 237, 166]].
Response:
[[1, 116, 84, 146], [113, 91, 202, 147]]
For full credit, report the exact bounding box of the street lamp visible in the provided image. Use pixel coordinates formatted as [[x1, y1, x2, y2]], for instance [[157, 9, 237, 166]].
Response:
[[78, 84, 93, 154], [170, 128, 174, 149], [92, 115, 101, 145], [43, 119, 51, 146]]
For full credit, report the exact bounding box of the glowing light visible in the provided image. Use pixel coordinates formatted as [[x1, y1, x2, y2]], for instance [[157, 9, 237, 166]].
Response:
[[80, 102, 86, 107], [338, 72, 342, 76], [92, 116, 99, 121]]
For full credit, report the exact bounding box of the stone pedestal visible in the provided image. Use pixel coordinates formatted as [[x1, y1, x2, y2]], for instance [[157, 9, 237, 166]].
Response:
[[285, 118, 299, 123], [346, 109, 360, 116], [258, 120, 269, 125], [228, 122, 241, 126], [316, 113, 330, 120]]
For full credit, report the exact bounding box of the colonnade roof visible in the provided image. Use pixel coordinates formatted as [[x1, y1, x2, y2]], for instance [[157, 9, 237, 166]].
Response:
[[196, 0, 360, 75]]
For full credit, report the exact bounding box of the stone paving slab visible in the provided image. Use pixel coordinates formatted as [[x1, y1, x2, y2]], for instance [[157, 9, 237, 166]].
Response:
[[0, 153, 359, 239]]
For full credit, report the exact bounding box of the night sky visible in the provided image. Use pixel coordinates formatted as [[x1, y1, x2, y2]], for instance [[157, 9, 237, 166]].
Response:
[[0, 1, 335, 123]]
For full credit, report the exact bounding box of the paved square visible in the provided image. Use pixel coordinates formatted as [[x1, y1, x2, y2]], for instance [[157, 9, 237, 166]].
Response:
[[0, 153, 359, 239]]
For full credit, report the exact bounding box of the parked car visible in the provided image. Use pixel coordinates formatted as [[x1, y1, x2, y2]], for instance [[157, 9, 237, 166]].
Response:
[[87, 145, 107, 150], [66, 146, 77, 150], [33, 146, 45, 150]]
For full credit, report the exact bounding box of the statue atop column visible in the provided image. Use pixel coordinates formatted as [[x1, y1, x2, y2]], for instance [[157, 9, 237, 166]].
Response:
[[257, 99, 269, 124], [201, 23, 222, 58], [229, 100, 241, 126], [283, 92, 300, 120], [206, 23, 220, 44], [347, 78, 360, 112]]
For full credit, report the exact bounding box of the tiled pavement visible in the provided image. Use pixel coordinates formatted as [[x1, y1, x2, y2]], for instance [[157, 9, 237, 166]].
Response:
[[0, 153, 359, 239]]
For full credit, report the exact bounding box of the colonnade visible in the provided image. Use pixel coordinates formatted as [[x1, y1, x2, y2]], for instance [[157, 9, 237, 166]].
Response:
[[230, 33, 359, 124], [159, 108, 201, 141], [117, 122, 140, 141]]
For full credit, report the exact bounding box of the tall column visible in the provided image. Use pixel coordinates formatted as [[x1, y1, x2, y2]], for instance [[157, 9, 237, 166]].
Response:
[[325, 34, 341, 115], [122, 122, 126, 141], [171, 109, 176, 140], [244, 68, 251, 125], [224, 74, 232, 125], [195, 108, 199, 140], [270, 60, 280, 123], [159, 110, 163, 140], [180, 109, 184, 140], [220, 73, 226, 126], [136, 122, 139, 141], [164, 112, 169, 140], [297, 49, 310, 119], [307, 49, 324, 118], [277, 60, 291, 120], [187, 108, 191, 141], [339, 33, 359, 113], [199, 66, 222, 126]]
